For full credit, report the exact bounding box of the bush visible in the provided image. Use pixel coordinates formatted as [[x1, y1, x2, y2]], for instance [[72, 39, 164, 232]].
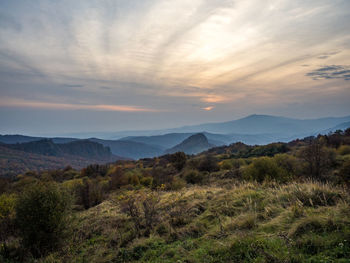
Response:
[[109, 167, 129, 189], [184, 170, 204, 184], [198, 156, 219, 172], [338, 145, 350, 155], [242, 157, 289, 183], [339, 160, 350, 186], [168, 152, 187, 171], [169, 177, 186, 190], [220, 160, 233, 170], [140, 177, 153, 187], [78, 178, 105, 209], [15, 183, 72, 257], [273, 153, 300, 178], [0, 193, 16, 245]]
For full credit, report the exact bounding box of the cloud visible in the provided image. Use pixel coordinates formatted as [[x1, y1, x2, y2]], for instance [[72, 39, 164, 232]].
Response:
[[100, 86, 112, 90], [306, 65, 350, 80], [202, 106, 214, 111], [62, 84, 84, 88], [317, 51, 340, 60], [0, 98, 159, 112]]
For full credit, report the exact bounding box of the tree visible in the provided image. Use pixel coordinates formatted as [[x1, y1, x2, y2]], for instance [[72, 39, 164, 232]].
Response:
[[339, 160, 350, 188], [169, 152, 187, 171], [121, 192, 160, 237], [300, 140, 335, 179], [15, 183, 72, 257], [198, 155, 219, 172]]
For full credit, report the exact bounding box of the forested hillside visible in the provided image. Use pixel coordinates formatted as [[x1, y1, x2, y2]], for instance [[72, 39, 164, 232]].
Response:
[[0, 140, 121, 176]]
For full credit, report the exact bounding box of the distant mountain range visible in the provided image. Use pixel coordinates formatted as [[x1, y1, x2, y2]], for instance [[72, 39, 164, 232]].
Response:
[[168, 114, 350, 135], [67, 114, 349, 140], [1, 114, 350, 173]]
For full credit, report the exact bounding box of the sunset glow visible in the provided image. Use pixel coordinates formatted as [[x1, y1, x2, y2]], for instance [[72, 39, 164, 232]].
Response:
[[0, 0, 349, 134]]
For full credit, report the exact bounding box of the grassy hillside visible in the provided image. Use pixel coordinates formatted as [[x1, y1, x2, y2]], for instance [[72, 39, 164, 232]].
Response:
[[27, 181, 347, 263], [0, 129, 350, 262]]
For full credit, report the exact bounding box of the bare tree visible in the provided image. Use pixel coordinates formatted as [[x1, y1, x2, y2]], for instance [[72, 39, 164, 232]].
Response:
[[300, 139, 334, 179]]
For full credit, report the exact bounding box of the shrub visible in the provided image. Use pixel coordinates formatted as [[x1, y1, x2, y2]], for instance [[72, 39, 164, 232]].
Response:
[[184, 170, 204, 184], [273, 153, 300, 178], [81, 164, 108, 178], [0, 193, 16, 245], [15, 183, 72, 257], [140, 177, 153, 187], [198, 156, 219, 172], [168, 152, 187, 171], [338, 145, 350, 155], [242, 157, 289, 183], [121, 192, 160, 237], [0, 194, 16, 221], [151, 167, 175, 187], [169, 177, 186, 190], [78, 178, 105, 209], [339, 160, 350, 186], [109, 167, 129, 189], [220, 160, 233, 170]]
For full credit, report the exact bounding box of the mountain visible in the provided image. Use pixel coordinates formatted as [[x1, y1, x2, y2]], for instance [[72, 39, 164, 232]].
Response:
[[2, 114, 350, 159], [120, 133, 193, 149], [3, 139, 115, 160], [165, 133, 214, 155], [0, 135, 78, 144], [121, 132, 227, 149], [0, 134, 44, 144], [0, 141, 122, 177], [121, 131, 291, 148], [321, 121, 350, 134], [166, 114, 350, 135], [0, 135, 165, 160], [88, 138, 164, 160], [74, 114, 350, 144]]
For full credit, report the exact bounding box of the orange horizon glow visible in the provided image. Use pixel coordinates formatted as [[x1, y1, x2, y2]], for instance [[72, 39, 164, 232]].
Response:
[[0, 99, 158, 112]]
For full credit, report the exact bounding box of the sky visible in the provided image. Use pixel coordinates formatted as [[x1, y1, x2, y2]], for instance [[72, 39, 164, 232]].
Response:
[[0, 0, 349, 136]]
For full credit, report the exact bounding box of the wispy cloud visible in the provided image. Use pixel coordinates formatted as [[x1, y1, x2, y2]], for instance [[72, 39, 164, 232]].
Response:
[[317, 51, 340, 60], [306, 65, 350, 80]]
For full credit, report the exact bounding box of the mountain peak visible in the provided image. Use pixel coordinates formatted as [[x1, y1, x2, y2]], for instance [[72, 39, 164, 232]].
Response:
[[185, 133, 208, 142], [165, 133, 213, 155]]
